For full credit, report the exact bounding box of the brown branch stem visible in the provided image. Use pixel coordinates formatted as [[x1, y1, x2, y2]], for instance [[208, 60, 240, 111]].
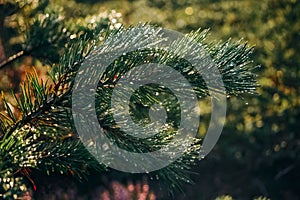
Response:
[[0, 50, 26, 70]]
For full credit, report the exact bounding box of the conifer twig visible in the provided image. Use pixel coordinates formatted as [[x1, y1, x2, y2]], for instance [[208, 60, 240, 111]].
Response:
[[0, 50, 26, 70]]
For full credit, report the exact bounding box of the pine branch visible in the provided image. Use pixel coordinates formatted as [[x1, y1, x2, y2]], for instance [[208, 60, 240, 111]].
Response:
[[0, 24, 258, 199], [2, 35, 94, 136], [71, 24, 259, 192], [0, 35, 104, 199]]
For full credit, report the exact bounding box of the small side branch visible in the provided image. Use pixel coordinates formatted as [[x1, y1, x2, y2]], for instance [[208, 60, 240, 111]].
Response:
[[0, 50, 25, 70]]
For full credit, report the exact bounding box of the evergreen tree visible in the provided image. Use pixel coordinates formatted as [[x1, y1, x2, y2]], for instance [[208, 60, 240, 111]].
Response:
[[0, 0, 258, 199]]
